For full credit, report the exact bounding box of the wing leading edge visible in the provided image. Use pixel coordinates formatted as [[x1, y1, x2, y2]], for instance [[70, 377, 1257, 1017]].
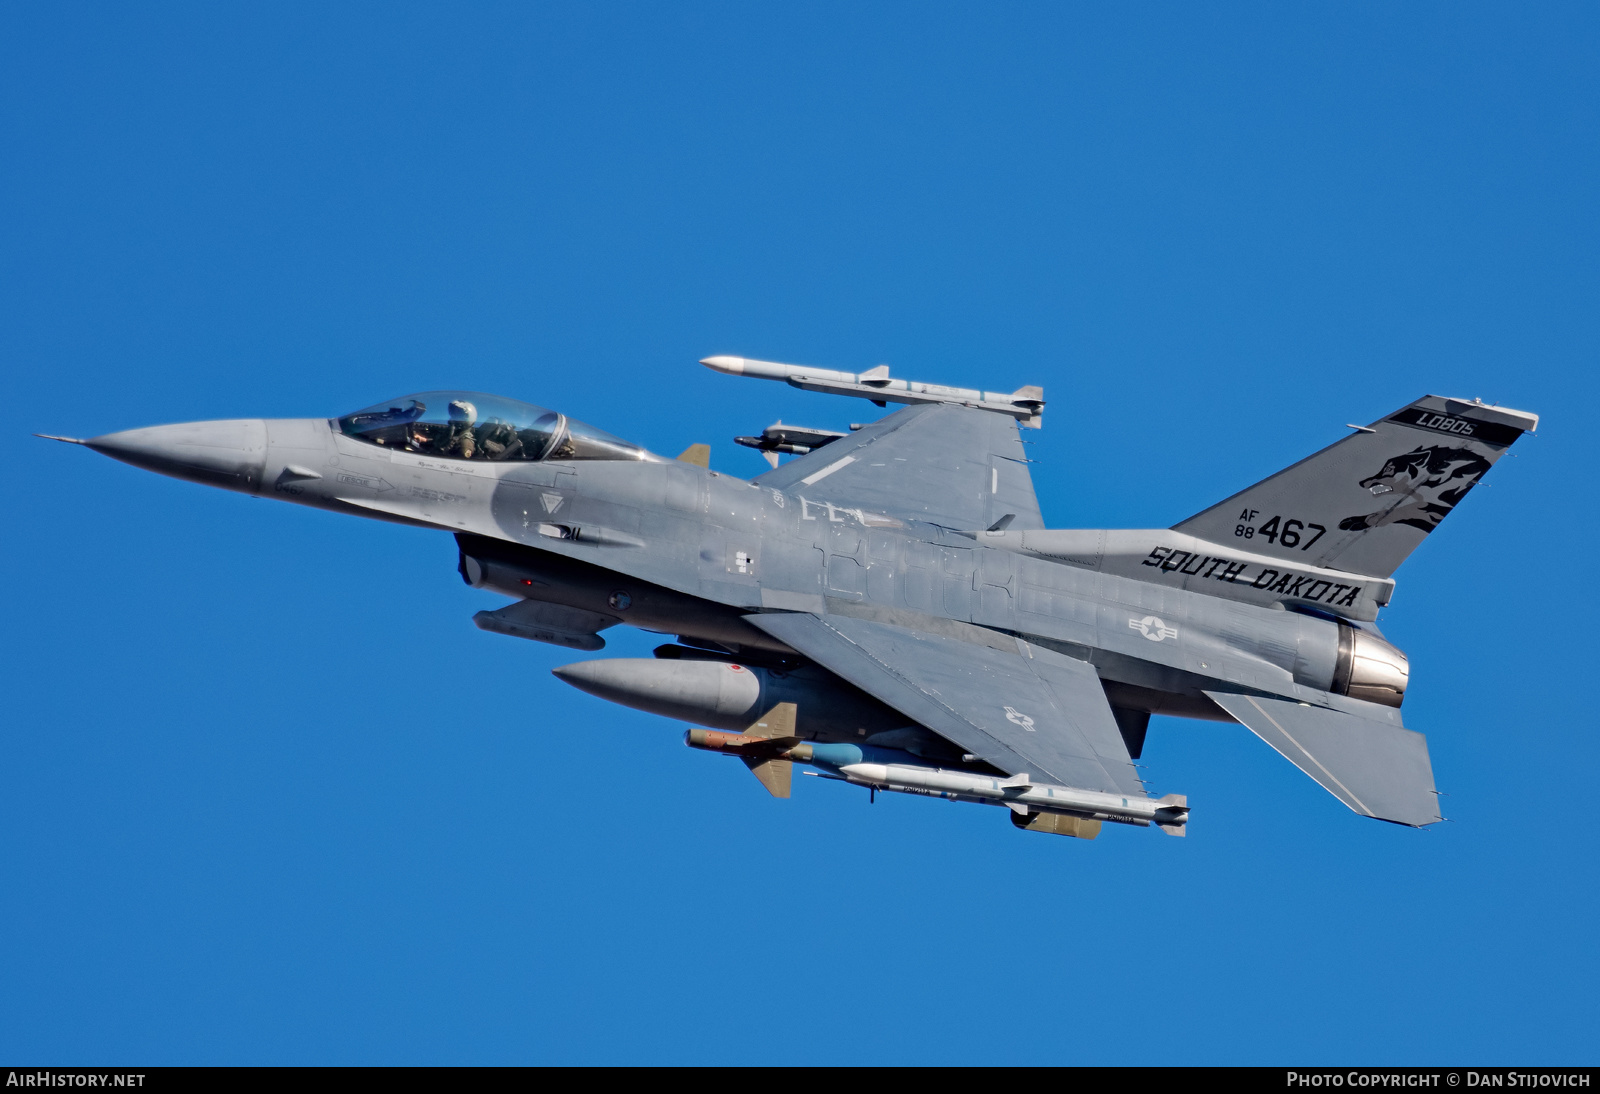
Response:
[[745, 612, 1146, 798]]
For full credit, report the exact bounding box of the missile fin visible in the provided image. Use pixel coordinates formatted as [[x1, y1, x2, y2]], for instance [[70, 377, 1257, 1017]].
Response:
[[1010, 385, 1045, 408], [744, 702, 797, 740], [1011, 811, 1102, 840], [735, 734, 802, 757], [743, 757, 793, 799], [1156, 792, 1189, 836]]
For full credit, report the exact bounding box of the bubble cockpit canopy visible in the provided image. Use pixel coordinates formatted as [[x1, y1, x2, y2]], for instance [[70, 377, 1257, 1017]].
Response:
[[337, 392, 657, 463]]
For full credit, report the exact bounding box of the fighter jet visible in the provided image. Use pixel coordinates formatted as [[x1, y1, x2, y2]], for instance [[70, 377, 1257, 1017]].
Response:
[[40, 357, 1538, 839]]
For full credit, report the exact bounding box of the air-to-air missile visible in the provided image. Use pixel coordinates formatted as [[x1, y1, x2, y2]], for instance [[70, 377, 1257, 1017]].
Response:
[[700, 355, 1046, 426]]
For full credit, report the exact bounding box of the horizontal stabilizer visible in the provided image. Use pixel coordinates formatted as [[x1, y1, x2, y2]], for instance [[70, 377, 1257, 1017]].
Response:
[[1205, 691, 1441, 827]]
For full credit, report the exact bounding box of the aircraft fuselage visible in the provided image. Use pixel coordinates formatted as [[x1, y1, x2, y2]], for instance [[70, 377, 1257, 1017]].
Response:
[[83, 415, 1392, 734]]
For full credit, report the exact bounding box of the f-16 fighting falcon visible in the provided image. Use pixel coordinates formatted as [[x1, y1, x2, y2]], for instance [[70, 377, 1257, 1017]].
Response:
[[40, 357, 1538, 840]]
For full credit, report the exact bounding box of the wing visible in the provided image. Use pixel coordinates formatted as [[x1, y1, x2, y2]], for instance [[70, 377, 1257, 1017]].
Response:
[[1205, 691, 1441, 827], [754, 403, 1044, 531], [746, 612, 1146, 797]]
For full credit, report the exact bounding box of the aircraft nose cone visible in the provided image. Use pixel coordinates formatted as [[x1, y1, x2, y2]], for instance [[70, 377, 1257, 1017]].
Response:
[[86, 419, 269, 492]]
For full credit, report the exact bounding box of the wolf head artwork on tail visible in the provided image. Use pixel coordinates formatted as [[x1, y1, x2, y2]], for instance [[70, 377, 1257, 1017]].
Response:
[[1337, 445, 1493, 534], [1172, 396, 1532, 579]]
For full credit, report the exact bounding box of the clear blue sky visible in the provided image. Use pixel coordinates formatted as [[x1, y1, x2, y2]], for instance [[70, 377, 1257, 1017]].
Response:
[[2, 2, 1595, 1065]]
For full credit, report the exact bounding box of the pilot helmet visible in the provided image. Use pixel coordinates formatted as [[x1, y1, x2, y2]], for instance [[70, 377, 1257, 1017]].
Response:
[[447, 400, 477, 423]]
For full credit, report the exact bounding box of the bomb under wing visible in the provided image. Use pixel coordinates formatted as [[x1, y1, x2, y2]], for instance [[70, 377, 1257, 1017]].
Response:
[[685, 719, 1190, 839], [43, 366, 1538, 840]]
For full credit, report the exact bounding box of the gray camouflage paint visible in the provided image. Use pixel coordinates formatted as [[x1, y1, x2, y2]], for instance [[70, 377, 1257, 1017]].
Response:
[[61, 387, 1537, 831]]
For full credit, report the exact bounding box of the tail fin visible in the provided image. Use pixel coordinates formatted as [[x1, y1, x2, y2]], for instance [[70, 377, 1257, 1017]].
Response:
[[1172, 396, 1537, 578], [739, 703, 798, 798], [675, 443, 710, 468], [743, 756, 793, 798]]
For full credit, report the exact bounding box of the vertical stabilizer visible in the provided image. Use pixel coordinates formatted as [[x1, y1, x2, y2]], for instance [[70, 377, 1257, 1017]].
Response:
[[1172, 396, 1537, 578]]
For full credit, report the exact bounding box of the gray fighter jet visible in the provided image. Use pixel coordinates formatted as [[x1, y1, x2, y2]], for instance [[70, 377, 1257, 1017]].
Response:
[[41, 357, 1538, 839]]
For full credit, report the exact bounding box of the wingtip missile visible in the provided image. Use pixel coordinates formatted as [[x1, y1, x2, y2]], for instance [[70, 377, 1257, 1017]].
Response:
[[699, 354, 1045, 426], [700, 355, 859, 383]]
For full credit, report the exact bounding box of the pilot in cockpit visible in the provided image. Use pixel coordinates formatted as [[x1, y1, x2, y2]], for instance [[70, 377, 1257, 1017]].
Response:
[[339, 390, 654, 465], [439, 400, 477, 459], [399, 401, 523, 460]]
